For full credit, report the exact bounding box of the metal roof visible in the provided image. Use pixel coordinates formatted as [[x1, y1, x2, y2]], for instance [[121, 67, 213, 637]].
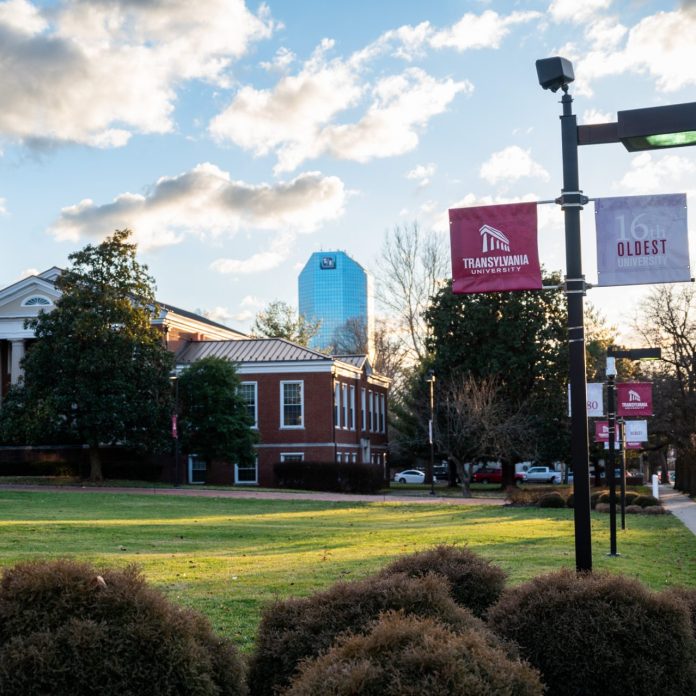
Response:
[[177, 338, 333, 364], [332, 354, 368, 369]]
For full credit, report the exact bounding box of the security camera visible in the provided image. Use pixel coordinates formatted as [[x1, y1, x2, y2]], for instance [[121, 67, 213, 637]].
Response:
[[535, 57, 575, 93]]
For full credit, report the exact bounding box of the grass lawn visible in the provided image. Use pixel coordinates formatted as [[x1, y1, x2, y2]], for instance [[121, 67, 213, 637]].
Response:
[[0, 488, 694, 652]]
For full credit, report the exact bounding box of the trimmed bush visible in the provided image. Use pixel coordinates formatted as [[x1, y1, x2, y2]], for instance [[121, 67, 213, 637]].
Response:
[[633, 494, 661, 507], [248, 572, 495, 696], [624, 490, 640, 505], [377, 545, 506, 617], [642, 504, 666, 514], [537, 492, 566, 508], [487, 569, 696, 696], [626, 504, 643, 514], [273, 460, 383, 493], [285, 611, 543, 696], [590, 489, 607, 508], [665, 587, 696, 639], [0, 559, 247, 696], [566, 492, 574, 508], [595, 502, 610, 513]]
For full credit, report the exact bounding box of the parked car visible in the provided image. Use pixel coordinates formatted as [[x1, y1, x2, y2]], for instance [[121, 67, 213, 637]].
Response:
[[394, 469, 425, 484], [472, 466, 525, 484], [432, 465, 450, 481], [523, 466, 562, 484]]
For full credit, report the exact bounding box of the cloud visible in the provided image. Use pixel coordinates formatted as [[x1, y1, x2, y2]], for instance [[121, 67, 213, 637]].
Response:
[[616, 152, 696, 193], [572, 8, 696, 94], [548, 0, 612, 25], [0, 0, 274, 147], [260, 46, 296, 72], [479, 146, 550, 185], [210, 37, 471, 172], [406, 163, 436, 187], [0, 196, 6, 215], [49, 163, 346, 250], [582, 108, 613, 124], [429, 10, 541, 50], [210, 231, 296, 275]]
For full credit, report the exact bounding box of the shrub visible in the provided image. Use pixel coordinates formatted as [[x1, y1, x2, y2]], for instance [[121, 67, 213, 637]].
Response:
[[595, 502, 610, 513], [273, 460, 383, 493], [487, 569, 696, 696], [248, 572, 495, 696], [566, 492, 574, 508], [633, 494, 661, 507], [590, 489, 607, 508], [0, 559, 246, 696], [624, 490, 640, 505], [284, 611, 543, 696], [642, 505, 666, 514], [626, 504, 643, 514], [537, 492, 566, 508], [665, 587, 696, 639], [377, 545, 506, 617]]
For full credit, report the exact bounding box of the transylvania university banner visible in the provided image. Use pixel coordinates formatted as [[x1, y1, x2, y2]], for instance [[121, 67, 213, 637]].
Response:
[[595, 193, 690, 286], [449, 202, 542, 293], [616, 382, 653, 417]]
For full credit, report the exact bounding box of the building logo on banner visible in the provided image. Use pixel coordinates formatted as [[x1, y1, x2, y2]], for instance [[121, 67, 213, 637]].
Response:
[[595, 420, 647, 448], [449, 202, 542, 294], [595, 193, 690, 286], [617, 382, 653, 417]]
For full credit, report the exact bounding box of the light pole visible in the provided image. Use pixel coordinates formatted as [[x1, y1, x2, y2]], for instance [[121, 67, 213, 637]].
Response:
[[170, 372, 180, 487], [426, 370, 436, 496], [536, 55, 695, 571]]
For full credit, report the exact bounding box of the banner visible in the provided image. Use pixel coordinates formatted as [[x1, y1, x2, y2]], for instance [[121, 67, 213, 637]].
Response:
[[568, 383, 604, 417], [595, 193, 690, 286], [617, 383, 653, 417], [449, 203, 542, 293], [595, 420, 647, 443]]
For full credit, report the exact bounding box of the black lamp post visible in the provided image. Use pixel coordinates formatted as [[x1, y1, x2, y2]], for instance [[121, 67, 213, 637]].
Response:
[[426, 370, 436, 496], [535, 54, 693, 572], [170, 372, 180, 487]]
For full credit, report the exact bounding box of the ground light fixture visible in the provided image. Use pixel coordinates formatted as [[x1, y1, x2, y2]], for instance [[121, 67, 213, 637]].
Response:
[[426, 369, 436, 496], [536, 54, 696, 572]]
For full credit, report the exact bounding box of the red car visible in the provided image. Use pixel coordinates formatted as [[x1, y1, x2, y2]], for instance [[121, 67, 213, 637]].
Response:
[[472, 467, 524, 484]]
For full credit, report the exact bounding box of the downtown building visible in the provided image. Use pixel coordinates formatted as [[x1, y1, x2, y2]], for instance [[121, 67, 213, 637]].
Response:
[[298, 251, 373, 352]]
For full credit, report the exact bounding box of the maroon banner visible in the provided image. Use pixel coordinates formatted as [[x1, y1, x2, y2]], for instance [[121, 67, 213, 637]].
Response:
[[171, 414, 178, 439], [595, 421, 609, 442], [616, 383, 653, 417], [449, 202, 542, 293]]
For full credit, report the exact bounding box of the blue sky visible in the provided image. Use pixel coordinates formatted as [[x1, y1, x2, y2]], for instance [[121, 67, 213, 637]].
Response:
[[1, 0, 695, 338]]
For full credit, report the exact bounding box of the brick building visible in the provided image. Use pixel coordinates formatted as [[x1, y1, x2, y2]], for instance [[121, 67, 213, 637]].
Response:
[[176, 339, 389, 486]]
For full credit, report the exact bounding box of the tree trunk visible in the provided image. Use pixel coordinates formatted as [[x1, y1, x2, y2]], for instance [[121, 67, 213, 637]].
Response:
[[452, 457, 472, 498], [88, 445, 103, 482], [500, 460, 516, 489]]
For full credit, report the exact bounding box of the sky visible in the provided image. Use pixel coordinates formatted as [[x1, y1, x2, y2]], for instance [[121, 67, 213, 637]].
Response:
[[2, 0, 696, 340]]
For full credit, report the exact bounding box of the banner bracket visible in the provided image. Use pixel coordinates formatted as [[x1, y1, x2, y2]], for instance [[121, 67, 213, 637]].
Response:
[[556, 191, 589, 209]]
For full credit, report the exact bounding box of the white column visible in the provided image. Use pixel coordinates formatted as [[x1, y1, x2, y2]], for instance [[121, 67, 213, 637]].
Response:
[[10, 340, 25, 385]]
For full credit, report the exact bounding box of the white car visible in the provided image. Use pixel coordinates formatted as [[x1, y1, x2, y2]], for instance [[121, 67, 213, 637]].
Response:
[[523, 466, 562, 484], [394, 469, 426, 484]]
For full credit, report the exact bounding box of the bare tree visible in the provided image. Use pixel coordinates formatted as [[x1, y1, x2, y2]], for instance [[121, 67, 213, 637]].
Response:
[[376, 222, 448, 363], [436, 375, 535, 497]]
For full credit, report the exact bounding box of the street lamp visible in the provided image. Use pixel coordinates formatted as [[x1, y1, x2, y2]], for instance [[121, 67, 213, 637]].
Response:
[[426, 369, 436, 496], [536, 54, 696, 572], [169, 371, 180, 487]]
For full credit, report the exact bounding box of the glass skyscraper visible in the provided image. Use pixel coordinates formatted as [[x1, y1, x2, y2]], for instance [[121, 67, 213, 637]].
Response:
[[298, 251, 372, 352]]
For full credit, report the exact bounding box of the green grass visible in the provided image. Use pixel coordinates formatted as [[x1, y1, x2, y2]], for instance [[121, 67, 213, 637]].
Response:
[[0, 489, 694, 652]]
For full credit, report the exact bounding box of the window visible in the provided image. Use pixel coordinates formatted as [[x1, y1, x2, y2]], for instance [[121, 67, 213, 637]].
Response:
[[334, 382, 340, 428], [235, 458, 258, 484], [239, 382, 258, 428], [280, 453, 304, 462], [369, 391, 375, 432], [336, 452, 342, 463], [350, 386, 356, 430], [281, 381, 304, 428], [188, 455, 206, 484], [379, 393, 385, 433], [361, 388, 367, 431], [22, 295, 51, 307], [351, 452, 357, 463], [342, 384, 348, 429]]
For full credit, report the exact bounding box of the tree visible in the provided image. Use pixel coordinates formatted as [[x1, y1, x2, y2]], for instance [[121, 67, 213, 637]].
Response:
[[251, 300, 320, 347], [8, 229, 173, 481], [376, 222, 448, 364], [422, 277, 569, 482], [177, 357, 257, 469]]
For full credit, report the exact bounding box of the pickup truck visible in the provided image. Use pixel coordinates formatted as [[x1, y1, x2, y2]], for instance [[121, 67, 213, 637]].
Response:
[[523, 466, 562, 484], [472, 466, 525, 484]]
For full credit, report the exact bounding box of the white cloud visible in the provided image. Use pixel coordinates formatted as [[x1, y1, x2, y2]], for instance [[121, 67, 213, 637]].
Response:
[[240, 295, 264, 308], [260, 46, 296, 72], [479, 146, 550, 185], [49, 163, 346, 250], [210, 231, 296, 275], [18, 267, 39, 279], [0, 196, 6, 215], [211, 36, 470, 172], [406, 163, 435, 188], [0, 0, 274, 147], [430, 10, 540, 50], [582, 108, 613, 125], [573, 8, 696, 95], [616, 152, 696, 193], [202, 306, 234, 324], [548, 0, 612, 25]]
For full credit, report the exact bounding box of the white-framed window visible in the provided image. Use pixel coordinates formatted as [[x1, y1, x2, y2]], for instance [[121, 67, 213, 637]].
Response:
[[351, 452, 357, 463], [21, 295, 52, 307], [235, 457, 258, 484], [350, 385, 356, 431], [334, 382, 341, 428], [342, 384, 348, 429], [336, 452, 342, 463], [361, 388, 367, 431], [280, 452, 304, 462], [379, 393, 385, 433], [369, 391, 375, 432], [188, 455, 206, 484], [280, 380, 304, 428], [239, 382, 258, 428]]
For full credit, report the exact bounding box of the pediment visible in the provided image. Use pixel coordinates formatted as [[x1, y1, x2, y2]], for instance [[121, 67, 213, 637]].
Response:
[[0, 274, 61, 317]]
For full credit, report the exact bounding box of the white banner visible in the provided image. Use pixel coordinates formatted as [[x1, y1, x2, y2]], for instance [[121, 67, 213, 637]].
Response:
[[568, 383, 604, 417], [595, 193, 690, 286], [624, 419, 648, 443]]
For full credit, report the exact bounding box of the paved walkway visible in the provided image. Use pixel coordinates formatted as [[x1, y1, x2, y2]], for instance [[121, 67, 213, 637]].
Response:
[[658, 484, 696, 536], [0, 484, 506, 506]]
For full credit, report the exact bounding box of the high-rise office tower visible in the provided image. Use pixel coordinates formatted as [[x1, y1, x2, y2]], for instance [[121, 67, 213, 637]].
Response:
[[298, 251, 372, 352]]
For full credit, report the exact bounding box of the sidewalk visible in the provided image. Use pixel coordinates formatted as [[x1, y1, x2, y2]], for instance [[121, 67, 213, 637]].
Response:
[[0, 484, 506, 506], [658, 485, 696, 536]]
